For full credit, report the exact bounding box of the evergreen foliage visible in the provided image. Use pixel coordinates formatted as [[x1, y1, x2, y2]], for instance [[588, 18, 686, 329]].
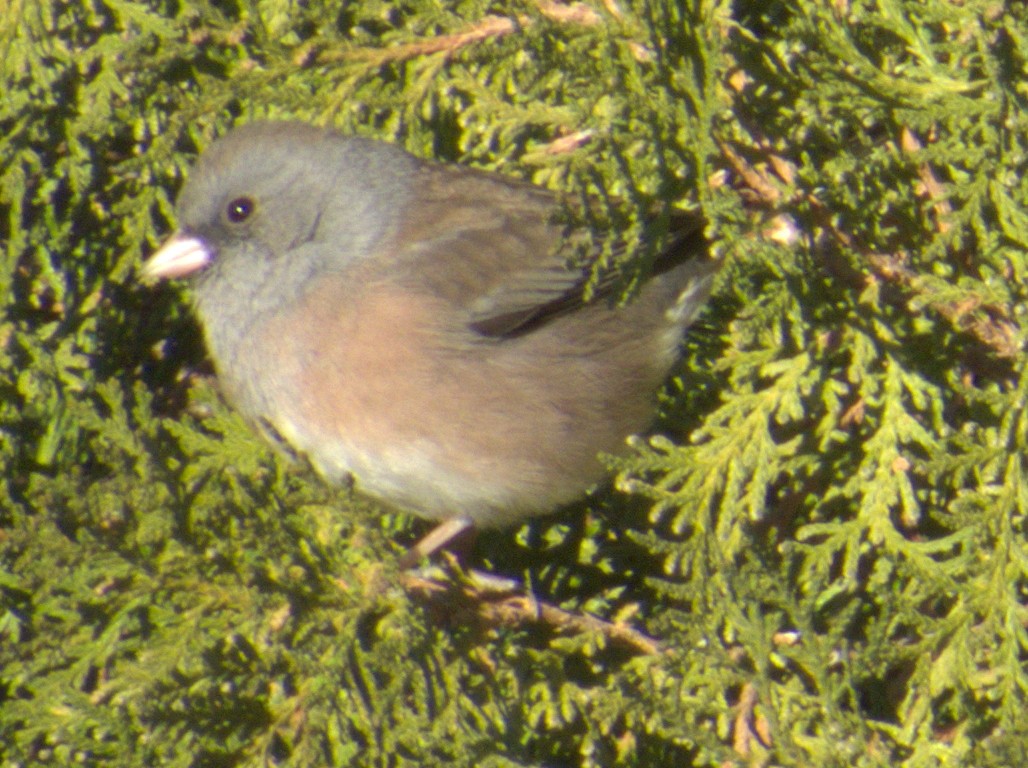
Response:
[[1, 0, 1026, 765]]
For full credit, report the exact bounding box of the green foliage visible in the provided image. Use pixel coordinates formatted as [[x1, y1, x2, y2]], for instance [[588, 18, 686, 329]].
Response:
[[1, 0, 1026, 766]]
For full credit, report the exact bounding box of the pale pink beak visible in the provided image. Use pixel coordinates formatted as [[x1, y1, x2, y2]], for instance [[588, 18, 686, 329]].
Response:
[[140, 233, 213, 281]]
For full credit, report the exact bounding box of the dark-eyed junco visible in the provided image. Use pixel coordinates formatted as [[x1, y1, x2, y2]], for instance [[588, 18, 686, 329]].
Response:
[[141, 121, 718, 565]]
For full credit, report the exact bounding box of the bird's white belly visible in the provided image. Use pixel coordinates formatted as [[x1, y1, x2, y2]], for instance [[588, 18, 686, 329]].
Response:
[[271, 413, 522, 525]]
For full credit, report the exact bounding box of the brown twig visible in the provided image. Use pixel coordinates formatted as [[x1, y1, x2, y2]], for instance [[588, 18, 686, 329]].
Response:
[[720, 136, 1022, 360], [541, 129, 595, 155], [900, 126, 952, 235], [401, 568, 663, 655], [485, 594, 663, 654], [718, 139, 784, 205], [309, 1, 617, 67], [732, 682, 770, 756], [731, 682, 756, 755]]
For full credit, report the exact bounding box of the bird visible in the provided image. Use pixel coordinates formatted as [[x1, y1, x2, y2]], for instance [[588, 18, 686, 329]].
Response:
[[140, 120, 718, 566]]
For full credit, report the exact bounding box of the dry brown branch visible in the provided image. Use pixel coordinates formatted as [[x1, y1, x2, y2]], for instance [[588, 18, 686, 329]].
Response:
[[486, 594, 663, 654], [401, 568, 663, 655], [542, 129, 595, 154], [900, 126, 952, 235], [718, 139, 784, 204], [732, 682, 757, 755], [720, 137, 1022, 360], [731, 682, 774, 758], [311, 1, 615, 67], [350, 15, 517, 64]]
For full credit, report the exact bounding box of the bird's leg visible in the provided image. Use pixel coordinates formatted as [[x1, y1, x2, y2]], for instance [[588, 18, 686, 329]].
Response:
[[398, 515, 475, 570]]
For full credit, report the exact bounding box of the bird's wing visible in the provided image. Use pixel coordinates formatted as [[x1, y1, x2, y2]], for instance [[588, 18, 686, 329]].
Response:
[[386, 162, 705, 337]]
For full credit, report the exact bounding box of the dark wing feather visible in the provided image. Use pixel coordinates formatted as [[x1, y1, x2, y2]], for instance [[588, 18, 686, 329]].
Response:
[[387, 162, 707, 338]]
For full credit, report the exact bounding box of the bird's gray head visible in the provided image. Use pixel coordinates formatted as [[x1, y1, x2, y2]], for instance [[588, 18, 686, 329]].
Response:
[[172, 121, 416, 289], [139, 121, 421, 370]]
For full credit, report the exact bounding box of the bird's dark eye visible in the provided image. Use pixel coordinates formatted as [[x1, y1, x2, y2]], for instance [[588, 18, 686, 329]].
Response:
[[226, 196, 255, 223]]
